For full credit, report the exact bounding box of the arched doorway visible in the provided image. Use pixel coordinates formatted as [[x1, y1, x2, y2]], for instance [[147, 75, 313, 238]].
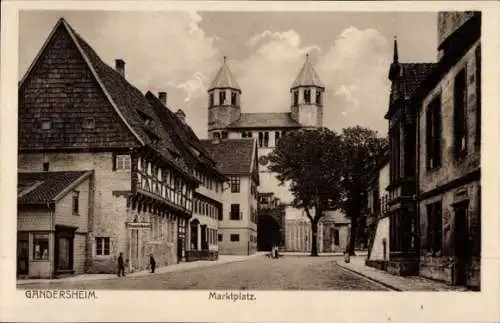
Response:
[[257, 214, 281, 251]]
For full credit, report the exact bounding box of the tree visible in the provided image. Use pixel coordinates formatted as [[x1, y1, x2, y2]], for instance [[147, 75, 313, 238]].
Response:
[[268, 128, 343, 256], [339, 126, 388, 255]]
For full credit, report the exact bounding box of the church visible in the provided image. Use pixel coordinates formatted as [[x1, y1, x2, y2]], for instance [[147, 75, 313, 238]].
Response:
[[205, 54, 350, 252]]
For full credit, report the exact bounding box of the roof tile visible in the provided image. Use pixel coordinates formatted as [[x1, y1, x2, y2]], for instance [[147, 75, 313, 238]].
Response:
[[226, 112, 302, 129], [200, 139, 255, 175]]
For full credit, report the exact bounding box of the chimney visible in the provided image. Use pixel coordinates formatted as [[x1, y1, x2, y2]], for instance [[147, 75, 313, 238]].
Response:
[[158, 92, 167, 106], [115, 59, 125, 78], [175, 109, 186, 123]]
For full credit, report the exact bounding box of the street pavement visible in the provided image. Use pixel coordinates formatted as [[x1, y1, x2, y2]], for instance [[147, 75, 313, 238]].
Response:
[[18, 255, 388, 290]]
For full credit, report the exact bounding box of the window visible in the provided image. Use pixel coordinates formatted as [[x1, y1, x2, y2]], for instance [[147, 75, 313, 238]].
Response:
[[219, 91, 226, 105], [115, 154, 131, 170], [230, 204, 240, 220], [390, 125, 401, 183], [293, 90, 299, 106], [231, 92, 237, 105], [83, 118, 95, 129], [218, 234, 223, 242], [95, 237, 110, 256], [304, 89, 311, 103], [221, 131, 228, 139], [33, 233, 49, 260], [426, 201, 442, 254], [209, 93, 214, 107], [230, 234, 240, 242], [218, 209, 223, 221], [41, 120, 52, 130], [316, 91, 322, 105], [230, 176, 240, 193], [72, 191, 79, 215], [43, 162, 49, 172], [453, 67, 468, 159], [275, 131, 281, 146], [258, 132, 264, 147], [475, 45, 481, 146], [426, 96, 442, 170], [263, 132, 269, 147], [214, 132, 221, 139], [242, 131, 252, 138]]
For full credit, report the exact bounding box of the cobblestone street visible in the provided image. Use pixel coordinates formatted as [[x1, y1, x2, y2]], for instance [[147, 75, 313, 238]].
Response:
[[19, 256, 388, 290]]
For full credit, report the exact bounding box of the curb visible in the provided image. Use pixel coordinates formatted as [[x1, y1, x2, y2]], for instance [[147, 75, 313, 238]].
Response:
[[335, 262, 402, 291], [17, 254, 264, 286]]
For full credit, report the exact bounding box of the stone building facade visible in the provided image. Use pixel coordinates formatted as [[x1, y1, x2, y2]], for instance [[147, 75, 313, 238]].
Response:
[[417, 12, 481, 289], [18, 18, 201, 275]]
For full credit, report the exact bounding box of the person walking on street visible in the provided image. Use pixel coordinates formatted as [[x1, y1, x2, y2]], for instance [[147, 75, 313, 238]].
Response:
[[149, 254, 156, 273], [117, 252, 125, 277]]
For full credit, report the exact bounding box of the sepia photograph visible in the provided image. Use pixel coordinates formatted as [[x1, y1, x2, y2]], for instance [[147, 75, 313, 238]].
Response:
[[1, 1, 498, 322]]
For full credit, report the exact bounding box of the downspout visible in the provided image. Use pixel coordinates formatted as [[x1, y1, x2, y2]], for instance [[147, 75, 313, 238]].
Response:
[[415, 106, 421, 264], [48, 201, 54, 279]]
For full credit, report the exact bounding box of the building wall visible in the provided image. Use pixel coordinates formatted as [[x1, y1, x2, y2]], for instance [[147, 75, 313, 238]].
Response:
[[437, 12, 478, 49], [419, 42, 481, 194], [218, 228, 255, 255], [18, 152, 180, 273], [418, 182, 480, 286], [369, 217, 390, 261], [218, 175, 257, 254], [54, 177, 91, 233], [379, 163, 390, 198], [18, 209, 51, 231], [418, 39, 480, 288]]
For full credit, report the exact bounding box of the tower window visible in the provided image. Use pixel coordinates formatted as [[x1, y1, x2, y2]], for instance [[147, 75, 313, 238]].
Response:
[[231, 92, 237, 105], [304, 89, 311, 104], [219, 91, 226, 105], [293, 90, 299, 106], [209, 93, 214, 107], [316, 91, 322, 105]]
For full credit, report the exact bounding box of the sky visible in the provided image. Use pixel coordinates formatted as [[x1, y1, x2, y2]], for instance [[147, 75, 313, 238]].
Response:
[[19, 11, 438, 138]]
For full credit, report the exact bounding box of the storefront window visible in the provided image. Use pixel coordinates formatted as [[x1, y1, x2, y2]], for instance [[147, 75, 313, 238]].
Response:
[[33, 233, 49, 260]]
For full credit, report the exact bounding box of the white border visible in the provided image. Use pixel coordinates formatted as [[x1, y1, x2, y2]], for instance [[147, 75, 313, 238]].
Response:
[[1, 2, 500, 322]]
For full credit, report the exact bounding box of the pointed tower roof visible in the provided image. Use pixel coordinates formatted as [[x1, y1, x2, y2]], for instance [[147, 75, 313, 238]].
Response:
[[291, 53, 324, 89], [208, 56, 241, 92]]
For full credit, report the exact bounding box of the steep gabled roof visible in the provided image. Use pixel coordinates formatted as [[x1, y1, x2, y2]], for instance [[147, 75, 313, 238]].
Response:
[[19, 18, 195, 181], [200, 139, 256, 176], [226, 112, 302, 129], [146, 92, 225, 180], [291, 54, 324, 89], [400, 63, 436, 100], [18, 171, 92, 205], [208, 57, 241, 92]]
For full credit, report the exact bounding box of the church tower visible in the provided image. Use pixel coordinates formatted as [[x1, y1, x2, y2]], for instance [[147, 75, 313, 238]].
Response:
[[290, 54, 325, 127], [207, 56, 241, 139]]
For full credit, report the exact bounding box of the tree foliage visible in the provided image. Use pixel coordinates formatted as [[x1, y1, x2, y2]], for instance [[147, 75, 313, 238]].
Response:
[[268, 126, 388, 256]]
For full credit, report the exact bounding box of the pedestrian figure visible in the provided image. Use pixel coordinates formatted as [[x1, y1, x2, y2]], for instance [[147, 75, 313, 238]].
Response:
[[149, 254, 156, 273], [117, 252, 125, 277]]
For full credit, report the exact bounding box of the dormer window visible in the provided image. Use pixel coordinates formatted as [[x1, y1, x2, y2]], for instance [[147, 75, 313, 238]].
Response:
[[144, 118, 154, 128], [83, 118, 95, 129], [219, 91, 226, 105], [304, 89, 311, 104], [231, 92, 237, 105], [293, 90, 299, 106], [316, 91, 322, 105], [214, 132, 221, 139], [40, 120, 52, 130]]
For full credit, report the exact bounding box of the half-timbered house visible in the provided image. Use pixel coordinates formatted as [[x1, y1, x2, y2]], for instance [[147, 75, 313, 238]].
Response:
[[18, 18, 199, 274], [146, 91, 227, 261]]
